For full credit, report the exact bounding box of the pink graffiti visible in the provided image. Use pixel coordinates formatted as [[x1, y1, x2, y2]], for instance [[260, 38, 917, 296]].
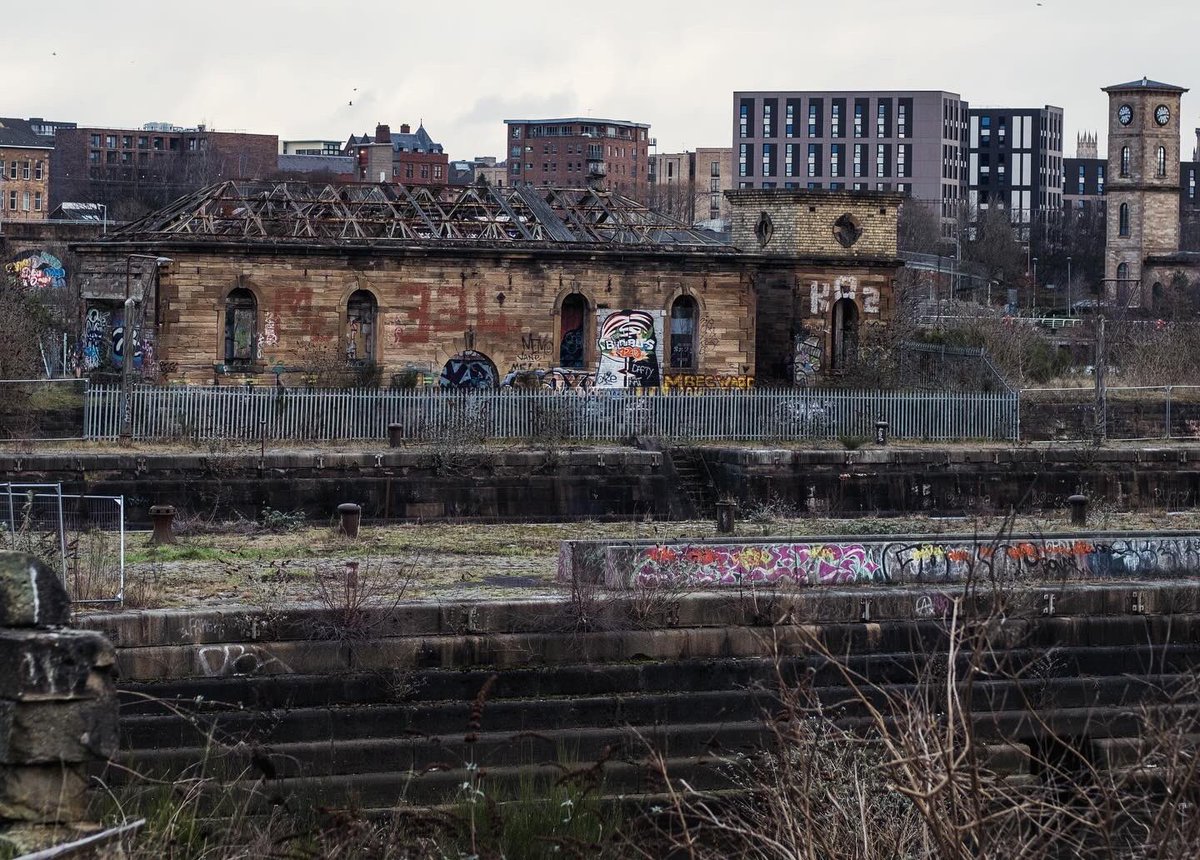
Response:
[[634, 543, 881, 588]]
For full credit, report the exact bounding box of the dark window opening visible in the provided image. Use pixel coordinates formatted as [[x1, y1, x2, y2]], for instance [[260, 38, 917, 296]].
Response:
[[669, 296, 698, 370], [224, 288, 257, 367]]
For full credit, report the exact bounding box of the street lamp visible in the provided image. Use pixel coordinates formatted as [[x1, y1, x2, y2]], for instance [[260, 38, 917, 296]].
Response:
[[119, 254, 172, 445], [1066, 255, 1073, 317], [1031, 257, 1038, 313]]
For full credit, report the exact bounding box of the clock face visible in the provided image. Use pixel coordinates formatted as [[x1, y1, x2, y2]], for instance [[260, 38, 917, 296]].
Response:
[[1155, 104, 1171, 126], [1118, 104, 1133, 126]]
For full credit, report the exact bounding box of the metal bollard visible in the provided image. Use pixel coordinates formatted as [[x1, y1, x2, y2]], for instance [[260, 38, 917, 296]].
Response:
[[874, 420, 890, 446], [715, 500, 737, 535], [387, 423, 404, 448], [148, 505, 177, 545], [1068, 494, 1088, 527], [338, 502, 362, 538]]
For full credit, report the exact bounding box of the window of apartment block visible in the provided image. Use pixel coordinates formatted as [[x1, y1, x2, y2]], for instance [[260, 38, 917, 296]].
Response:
[[105, 135, 116, 148], [785, 100, 798, 137], [853, 144, 864, 177], [738, 144, 749, 177], [808, 100, 823, 137], [831, 143, 844, 177], [1097, 165, 1105, 194], [34, 192, 41, 211], [34, 161, 43, 180], [854, 100, 867, 138], [739, 99, 753, 138], [762, 99, 776, 137], [998, 117, 1007, 144], [1077, 165, 1086, 194], [898, 100, 911, 139], [876, 144, 890, 177], [1190, 169, 1196, 200], [122, 135, 132, 148], [980, 116, 991, 145], [831, 99, 844, 138], [22, 192, 30, 211], [761, 143, 775, 176], [511, 126, 522, 138], [511, 162, 521, 174], [89, 150, 100, 164], [21, 161, 30, 180], [106, 151, 117, 165], [785, 144, 795, 177], [876, 100, 891, 138], [7, 161, 15, 179], [807, 144, 820, 177], [710, 160, 720, 177], [897, 144, 910, 178], [7, 191, 14, 210], [90, 134, 101, 147], [138, 136, 148, 148], [153, 137, 163, 150]]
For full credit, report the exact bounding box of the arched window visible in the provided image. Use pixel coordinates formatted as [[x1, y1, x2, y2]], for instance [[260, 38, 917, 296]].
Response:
[[224, 288, 257, 367], [669, 296, 698, 370], [559, 293, 587, 368], [345, 290, 377, 363], [1120, 146, 1130, 177], [1117, 262, 1130, 283], [831, 298, 859, 370], [1119, 202, 1130, 236], [1157, 146, 1167, 177]]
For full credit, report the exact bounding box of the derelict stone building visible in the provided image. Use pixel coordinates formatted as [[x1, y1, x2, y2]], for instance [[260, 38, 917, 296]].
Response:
[[72, 182, 903, 388]]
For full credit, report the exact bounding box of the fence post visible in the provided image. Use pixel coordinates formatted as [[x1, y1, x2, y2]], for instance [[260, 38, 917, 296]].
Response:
[[1166, 386, 1172, 439]]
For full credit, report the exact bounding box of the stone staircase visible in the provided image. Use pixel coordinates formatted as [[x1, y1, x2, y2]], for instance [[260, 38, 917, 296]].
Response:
[[86, 582, 1200, 814]]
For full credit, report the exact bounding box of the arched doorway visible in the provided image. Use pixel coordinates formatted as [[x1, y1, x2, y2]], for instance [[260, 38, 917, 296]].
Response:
[[831, 298, 859, 370], [439, 350, 498, 389], [669, 295, 698, 370], [559, 294, 587, 368], [224, 288, 257, 368]]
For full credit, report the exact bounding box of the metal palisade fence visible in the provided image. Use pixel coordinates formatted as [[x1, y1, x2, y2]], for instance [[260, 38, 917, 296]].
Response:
[[85, 384, 1018, 442]]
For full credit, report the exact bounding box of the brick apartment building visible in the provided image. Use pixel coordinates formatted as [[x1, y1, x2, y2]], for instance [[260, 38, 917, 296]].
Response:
[[648, 148, 733, 226], [504, 118, 651, 199], [732, 90, 968, 238], [0, 118, 53, 223], [345, 124, 448, 186], [50, 123, 278, 217]]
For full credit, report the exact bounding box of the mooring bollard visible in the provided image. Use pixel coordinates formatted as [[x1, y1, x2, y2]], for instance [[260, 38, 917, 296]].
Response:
[[387, 422, 404, 448], [148, 504, 176, 545], [716, 500, 737, 535], [1068, 493, 1089, 527], [338, 503, 362, 538], [874, 420, 890, 446]]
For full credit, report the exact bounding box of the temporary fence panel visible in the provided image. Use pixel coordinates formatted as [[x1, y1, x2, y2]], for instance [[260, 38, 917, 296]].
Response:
[[1019, 385, 1200, 442], [87, 384, 1019, 443], [0, 484, 125, 605]]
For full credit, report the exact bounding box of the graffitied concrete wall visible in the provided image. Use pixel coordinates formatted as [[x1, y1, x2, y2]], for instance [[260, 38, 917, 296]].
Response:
[[555, 532, 1200, 589]]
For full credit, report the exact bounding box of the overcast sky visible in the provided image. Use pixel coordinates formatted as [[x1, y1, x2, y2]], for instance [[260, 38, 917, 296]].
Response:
[[6, 0, 1198, 160]]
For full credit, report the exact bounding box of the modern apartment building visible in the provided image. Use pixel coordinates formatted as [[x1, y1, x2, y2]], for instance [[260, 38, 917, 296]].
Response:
[[1064, 133, 1106, 215], [731, 90, 968, 236], [648, 147, 733, 226], [503, 117, 651, 199], [967, 105, 1064, 238], [280, 140, 344, 156], [0, 117, 53, 223], [50, 123, 278, 214]]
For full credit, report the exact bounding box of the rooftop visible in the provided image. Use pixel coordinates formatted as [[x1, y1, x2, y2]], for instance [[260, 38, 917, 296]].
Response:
[[504, 117, 651, 129], [104, 180, 729, 249], [1103, 77, 1189, 93], [0, 117, 53, 149]]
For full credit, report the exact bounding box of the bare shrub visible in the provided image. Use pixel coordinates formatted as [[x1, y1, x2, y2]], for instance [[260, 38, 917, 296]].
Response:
[[308, 556, 418, 641]]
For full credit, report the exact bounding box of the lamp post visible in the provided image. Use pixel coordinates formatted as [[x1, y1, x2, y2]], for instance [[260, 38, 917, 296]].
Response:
[[119, 254, 172, 445], [1031, 257, 1038, 313], [1066, 255, 1073, 317]]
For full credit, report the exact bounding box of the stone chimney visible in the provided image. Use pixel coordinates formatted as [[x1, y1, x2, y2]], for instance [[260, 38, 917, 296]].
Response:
[[374, 124, 391, 143], [400, 123, 411, 134]]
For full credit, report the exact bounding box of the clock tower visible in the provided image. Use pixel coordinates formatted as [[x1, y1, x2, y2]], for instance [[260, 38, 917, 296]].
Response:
[[1103, 77, 1188, 307]]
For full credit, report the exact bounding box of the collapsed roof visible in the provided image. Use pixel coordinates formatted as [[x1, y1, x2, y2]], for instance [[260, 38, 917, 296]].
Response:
[[110, 180, 729, 249]]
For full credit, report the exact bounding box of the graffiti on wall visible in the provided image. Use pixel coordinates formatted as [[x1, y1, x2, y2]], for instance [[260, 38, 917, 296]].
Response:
[[662, 374, 754, 392], [440, 350, 499, 389], [794, 330, 823, 383], [82, 308, 110, 371], [595, 309, 663, 389], [259, 312, 280, 358], [809, 277, 880, 315], [509, 332, 553, 371], [6, 251, 66, 290], [620, 535, 1200, 589]]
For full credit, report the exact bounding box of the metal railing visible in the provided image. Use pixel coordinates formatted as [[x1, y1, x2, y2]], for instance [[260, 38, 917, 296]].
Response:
[[1019, 385, 1200, 442], [85, 384, 1019, 443]]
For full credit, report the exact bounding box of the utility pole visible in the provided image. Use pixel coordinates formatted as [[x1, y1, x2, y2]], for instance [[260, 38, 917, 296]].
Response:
[[1094, 314, 1107, 445], [119, 255, 172, 445]]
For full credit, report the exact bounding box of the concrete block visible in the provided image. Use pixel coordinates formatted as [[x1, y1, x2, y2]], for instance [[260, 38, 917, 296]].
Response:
[[0, 553, 69, 628], [0, 696, 119, 764], [0, 629, 115, 700]]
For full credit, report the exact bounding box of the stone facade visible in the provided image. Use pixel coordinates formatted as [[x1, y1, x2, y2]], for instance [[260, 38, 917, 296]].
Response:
[[72, 186, 902, 388]]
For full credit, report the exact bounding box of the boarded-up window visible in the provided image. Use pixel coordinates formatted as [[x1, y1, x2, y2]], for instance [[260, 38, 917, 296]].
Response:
[[224, 288, 256, 365], [670, 296, 698, 370], [559, 294, 587, 368], [346, 290, 377, 363]]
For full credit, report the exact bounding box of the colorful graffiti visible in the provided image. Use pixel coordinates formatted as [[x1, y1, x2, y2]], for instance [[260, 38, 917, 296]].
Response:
[[595, 309, 663, 389], [662, 374, 754, 392], [793, 331, 823, 383], [605, 535, 1200, 590], [6, 251, 66, 290], [439, 350, 498, 389], [82, 307, 111, 371], [632, 542, 882, 588]]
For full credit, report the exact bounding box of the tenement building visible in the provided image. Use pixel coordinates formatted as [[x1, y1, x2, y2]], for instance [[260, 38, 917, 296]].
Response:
[[71, 183, 903, 388], [504, 118, 651, 199], [731, 90, 968, 238], [0, 118, 53, 222]]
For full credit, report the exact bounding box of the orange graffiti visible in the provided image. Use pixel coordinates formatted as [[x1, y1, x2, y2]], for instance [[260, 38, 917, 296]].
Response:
[[647, 546, 680, 564], [946, 549, 971, 562], [684, 548, 719, 565]]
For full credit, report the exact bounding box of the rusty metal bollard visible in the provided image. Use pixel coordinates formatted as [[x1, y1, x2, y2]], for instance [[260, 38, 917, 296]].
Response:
[[387, 423, 404, 448], [716, 500, 737, 535], [338, 503, 362, 538], [1068, 494, 1089, 527], [148, 505, 176, 545]]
